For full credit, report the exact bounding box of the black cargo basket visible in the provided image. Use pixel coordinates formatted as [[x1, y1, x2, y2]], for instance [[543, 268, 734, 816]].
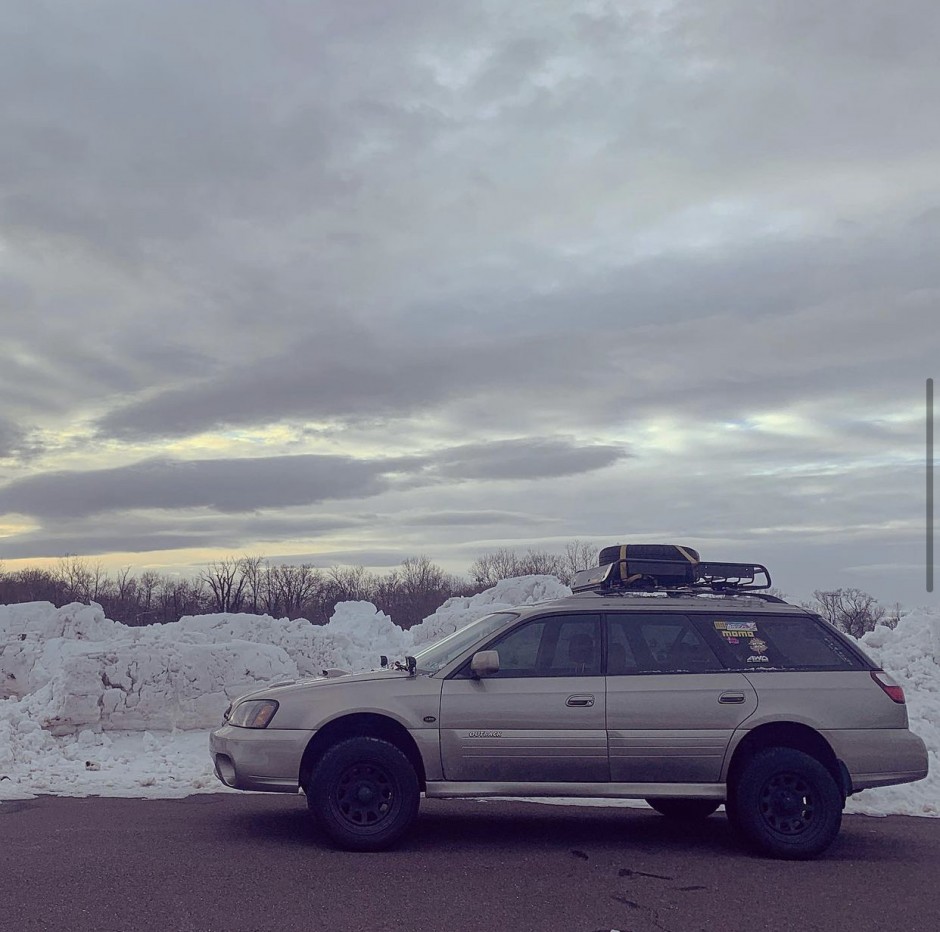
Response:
[[571, 544, 771, 594], [694, 561, 772, 590]]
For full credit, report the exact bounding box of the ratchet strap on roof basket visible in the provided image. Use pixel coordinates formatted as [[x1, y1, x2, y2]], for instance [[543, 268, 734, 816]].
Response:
[[596, 543, 700, 587], [571, 544, 771, 594]]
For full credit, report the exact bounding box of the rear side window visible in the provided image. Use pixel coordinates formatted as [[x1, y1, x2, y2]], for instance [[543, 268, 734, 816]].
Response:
[[608, 614, 722, 674], [695, 614, 865, 671]]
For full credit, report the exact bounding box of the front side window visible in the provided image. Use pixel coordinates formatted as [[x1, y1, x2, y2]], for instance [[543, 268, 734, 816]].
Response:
[[479, 614, 603, 678]]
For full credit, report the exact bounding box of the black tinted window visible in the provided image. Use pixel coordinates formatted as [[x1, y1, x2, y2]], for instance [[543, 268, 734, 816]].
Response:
[[487, 614, 603, 678], [696, 614, 864, 671], [609, 614, 722, 674], [607, 619, 639, 674]]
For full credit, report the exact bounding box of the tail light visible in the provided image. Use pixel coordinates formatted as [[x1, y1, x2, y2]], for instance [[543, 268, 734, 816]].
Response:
[[870, 670, 905, 703]]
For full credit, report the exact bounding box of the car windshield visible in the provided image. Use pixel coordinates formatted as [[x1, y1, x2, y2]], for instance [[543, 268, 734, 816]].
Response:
[[413, 612, 518, 674]]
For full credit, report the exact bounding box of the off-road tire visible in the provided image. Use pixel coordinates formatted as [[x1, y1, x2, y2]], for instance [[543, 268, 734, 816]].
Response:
[[731, 747, 843, 859], [307, 736, 420, 851]]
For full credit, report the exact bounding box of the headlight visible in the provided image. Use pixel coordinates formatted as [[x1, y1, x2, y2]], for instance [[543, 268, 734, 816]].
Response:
[[228, 699, 279, 728]]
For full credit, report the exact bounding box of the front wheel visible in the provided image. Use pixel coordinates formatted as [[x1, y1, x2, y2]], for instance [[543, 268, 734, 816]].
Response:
[[307, 736, 420, 851], [730, 747, 843, 859], [645, 798, 721, 820]]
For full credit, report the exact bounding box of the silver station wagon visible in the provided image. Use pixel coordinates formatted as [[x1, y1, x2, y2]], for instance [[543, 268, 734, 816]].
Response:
[[209, 544, 928, 859]]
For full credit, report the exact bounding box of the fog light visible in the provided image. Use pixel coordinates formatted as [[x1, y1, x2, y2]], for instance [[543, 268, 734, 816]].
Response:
[[215, 755, 237, 787]]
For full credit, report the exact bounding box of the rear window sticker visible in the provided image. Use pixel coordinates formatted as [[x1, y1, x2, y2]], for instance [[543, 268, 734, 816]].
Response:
[[715, 620, 757, 637], [750, 638, 768, 653]]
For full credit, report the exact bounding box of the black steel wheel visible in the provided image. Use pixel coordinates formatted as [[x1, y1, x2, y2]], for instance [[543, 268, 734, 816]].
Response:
[[307, 736, 419, 851], [645, 798, 721, 820], [731, 747, 843, 859]]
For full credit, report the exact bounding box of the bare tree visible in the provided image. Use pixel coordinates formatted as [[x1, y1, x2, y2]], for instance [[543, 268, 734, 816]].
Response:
[[805, 588, 893, 639], [561, 540, 596, 583], [379, 556, 458, 629], [201, 557, 248, 613], [138, 571, 160, 613], [55, 555, 94, 602], [273, 563, 323, 618], [114, 566, 136, 603], [468, 548, 524, 588], [2, 567, 60, 603], [327, 564, 375, 602], [239, 555, 267, 614], [516, 548, 566, 578]]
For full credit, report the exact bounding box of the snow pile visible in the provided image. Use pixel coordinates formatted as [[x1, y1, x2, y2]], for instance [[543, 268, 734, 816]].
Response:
[[410, 575, 570, 645], [846, 608, 940, 817], [0, 577, 564, 798], [2, 602, 297, 733], [1, 580, 938, 818]]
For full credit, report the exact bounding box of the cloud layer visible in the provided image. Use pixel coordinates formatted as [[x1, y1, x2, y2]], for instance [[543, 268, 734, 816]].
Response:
[[0, 1, 936, 605]]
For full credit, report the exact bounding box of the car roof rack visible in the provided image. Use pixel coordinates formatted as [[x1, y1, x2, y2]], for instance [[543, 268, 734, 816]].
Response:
[[570, 559, 774, 597]]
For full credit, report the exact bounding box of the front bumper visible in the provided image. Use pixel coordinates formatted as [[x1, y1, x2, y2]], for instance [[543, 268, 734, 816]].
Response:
[[209, 723, 315, 793]]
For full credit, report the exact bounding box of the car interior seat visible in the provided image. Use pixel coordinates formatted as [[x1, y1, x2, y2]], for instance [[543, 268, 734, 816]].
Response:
[[567, 632, 596, 674]]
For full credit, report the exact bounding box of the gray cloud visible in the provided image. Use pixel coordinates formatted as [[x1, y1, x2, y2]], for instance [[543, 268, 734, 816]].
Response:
[[399, 510, 558, 528], [88, 213, 940, 444], [0, 454, 397, 519], [0, 418, 25, 458], [0, 418, 42, 463], [0, 511, 366, 560], [0, 438, 619, 525], [426, 438, 628, 481]]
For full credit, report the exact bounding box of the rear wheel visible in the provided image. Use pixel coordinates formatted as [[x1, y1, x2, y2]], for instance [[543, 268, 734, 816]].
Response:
[[730, 747, 843, 859], [645, 798, 720, 820], [307, 736, 419, 851]]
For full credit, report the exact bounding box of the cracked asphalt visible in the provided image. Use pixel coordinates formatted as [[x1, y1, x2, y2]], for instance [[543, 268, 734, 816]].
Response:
[[2, 795, 939, 932]]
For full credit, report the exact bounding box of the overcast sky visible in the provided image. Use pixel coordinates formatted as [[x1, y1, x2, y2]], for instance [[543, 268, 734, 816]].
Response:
[[1, 0, 937, 607]]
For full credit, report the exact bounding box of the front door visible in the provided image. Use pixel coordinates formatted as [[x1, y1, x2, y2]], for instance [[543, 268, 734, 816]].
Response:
[[440, 613, 608, 783], [606, 612, 757, 783]]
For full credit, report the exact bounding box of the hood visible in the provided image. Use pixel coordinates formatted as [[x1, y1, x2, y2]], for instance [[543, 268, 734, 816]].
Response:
[[236, 667, 414, 702]]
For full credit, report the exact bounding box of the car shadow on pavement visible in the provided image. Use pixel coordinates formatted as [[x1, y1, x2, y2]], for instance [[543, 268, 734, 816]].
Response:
[[225, 797, 744, 857], [220, 798, 940, 867], [412, 803, 741, 854]]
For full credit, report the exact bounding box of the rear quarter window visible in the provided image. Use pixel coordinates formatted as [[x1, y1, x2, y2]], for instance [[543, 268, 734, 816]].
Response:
[[694, 614, 866, 672]]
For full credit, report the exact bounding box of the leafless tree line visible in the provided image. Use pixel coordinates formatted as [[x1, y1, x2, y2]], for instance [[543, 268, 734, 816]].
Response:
[[0, 549, 902, 636], [0, 544, 596, 629]]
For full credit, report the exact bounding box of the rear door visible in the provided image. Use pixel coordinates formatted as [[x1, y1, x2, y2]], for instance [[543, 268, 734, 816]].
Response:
[[694, 611, 878, 728], [439, 613, 608, 783], [606, 612, 757, 783]]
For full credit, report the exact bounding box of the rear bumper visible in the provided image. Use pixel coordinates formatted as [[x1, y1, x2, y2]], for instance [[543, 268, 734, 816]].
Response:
[[822, 728, 929, 792], [209, 724, 314, 793]]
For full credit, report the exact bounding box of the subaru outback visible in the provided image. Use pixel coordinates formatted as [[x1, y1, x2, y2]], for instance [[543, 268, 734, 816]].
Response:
[[209, 544, 928, 859]]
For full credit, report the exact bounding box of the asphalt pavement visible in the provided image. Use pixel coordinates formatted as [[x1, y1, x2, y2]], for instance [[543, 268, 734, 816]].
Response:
[[1, 794, 938, 932]]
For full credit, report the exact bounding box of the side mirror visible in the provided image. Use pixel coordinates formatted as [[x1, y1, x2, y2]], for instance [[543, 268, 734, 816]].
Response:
[[470, 650, 500, 678]]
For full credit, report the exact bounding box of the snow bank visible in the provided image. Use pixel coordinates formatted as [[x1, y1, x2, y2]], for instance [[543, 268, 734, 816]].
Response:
[[845, 608, 940, 818], [0, 577, 563, 799], [410, 575, 570, 645], [0, 581, 938, 818]]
